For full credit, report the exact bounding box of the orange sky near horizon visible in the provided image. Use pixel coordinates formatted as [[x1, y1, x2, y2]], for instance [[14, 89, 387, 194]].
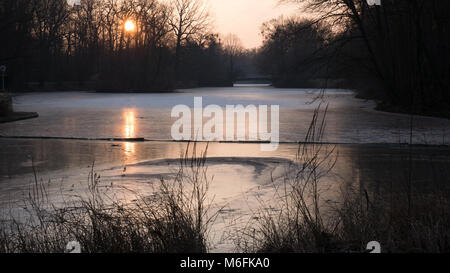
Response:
[[209, 0, 300, 48]]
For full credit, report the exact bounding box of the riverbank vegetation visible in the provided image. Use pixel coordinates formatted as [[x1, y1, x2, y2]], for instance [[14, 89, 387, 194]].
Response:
[[0, 144, 215, 253], [236, 108, 450, 253], [257, 0, 450, 118], [1, 151, 448, 253]]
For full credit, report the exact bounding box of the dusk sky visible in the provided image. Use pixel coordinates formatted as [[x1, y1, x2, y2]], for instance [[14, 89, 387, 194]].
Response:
[[208, 0, 299, 48]]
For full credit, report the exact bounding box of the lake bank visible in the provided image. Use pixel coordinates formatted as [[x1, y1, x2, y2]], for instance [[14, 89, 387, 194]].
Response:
[[0, 93, 38, 123]]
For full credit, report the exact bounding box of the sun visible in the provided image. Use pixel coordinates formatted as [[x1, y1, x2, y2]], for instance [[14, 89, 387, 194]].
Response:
[[124, 20, 136, 32]]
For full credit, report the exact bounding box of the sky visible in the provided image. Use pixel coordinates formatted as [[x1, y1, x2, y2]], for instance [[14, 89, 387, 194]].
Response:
[[208, 0, 300, 48]]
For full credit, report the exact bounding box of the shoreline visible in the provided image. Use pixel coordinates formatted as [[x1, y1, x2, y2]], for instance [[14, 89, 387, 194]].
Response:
[[9, 87, 450, 120], [0, 135, 449, 148], [0, 112, 39, 124]]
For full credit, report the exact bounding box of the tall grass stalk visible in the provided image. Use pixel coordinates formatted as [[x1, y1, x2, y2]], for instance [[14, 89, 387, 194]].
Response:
[[0, 143, 216, 253], [236, 105, 450, 253]]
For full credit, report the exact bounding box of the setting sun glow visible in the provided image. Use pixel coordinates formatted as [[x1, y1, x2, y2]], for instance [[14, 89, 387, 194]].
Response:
[[124, 20, 136, 32]]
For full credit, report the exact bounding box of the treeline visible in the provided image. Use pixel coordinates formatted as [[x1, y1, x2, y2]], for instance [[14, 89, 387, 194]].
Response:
[[258, 0, 450, 117], [257, 17, 332, 88], [0, 0, 246, 92]]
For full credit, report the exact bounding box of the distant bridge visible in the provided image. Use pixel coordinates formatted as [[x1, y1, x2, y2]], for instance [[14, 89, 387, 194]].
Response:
[[234, 74, 272, 85]]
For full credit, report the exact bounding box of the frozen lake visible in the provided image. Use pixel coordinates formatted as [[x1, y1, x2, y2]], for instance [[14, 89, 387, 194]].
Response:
[[1, 87, 449, 144], [1, 87, 449, 252]]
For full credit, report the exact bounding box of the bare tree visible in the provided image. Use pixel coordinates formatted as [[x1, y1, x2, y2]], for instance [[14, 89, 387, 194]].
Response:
[[223, 33, 243, 81], [169, 0, 210, 77]]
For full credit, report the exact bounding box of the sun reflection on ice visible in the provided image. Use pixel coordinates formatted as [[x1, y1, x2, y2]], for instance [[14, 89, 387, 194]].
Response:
[[123, 109, 137, 159], [124, 110, 136, 138]]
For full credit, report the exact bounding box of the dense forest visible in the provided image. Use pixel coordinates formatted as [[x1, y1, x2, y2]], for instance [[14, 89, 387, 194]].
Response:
[[0, 0, 250, 92], [257, 0, 450, 117]]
